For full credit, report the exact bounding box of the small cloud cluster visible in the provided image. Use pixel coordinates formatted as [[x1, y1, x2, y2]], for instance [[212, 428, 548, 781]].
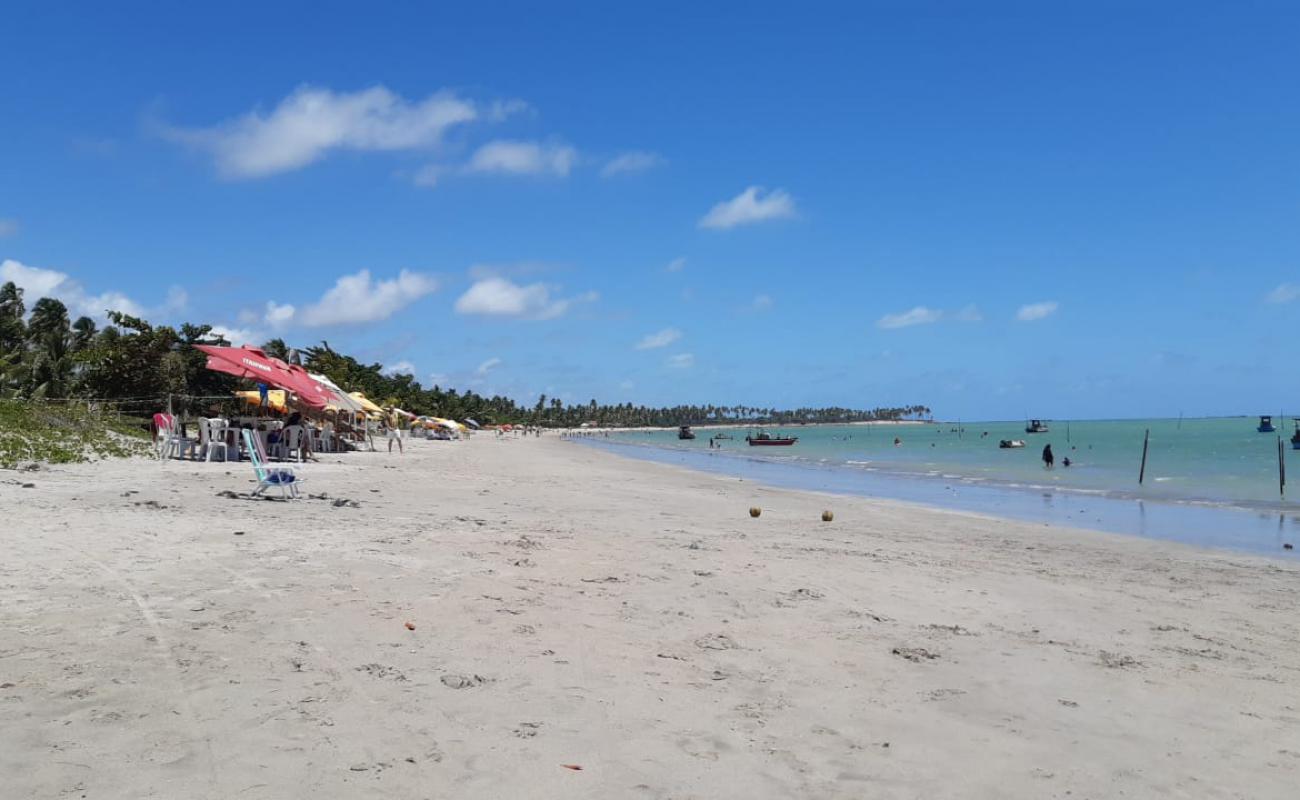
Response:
[[600, 150, 665, 177], [0, 258, 186, 322], [163, 85, 482, 179], [382, 360, 415, 377], [665, 256, 686, 273], [299, 269, 439, 326], [665, 353, 695, 369], [635, 327, 682, 350], [699, 186, 796, 230], [207, 325, 262, 346], [1266, 283, 1299, 304], [465, 140, 576, 177], [454, 276, 597, 321], [0, 218, 19, 238], [233, 268, 438, 335], [876, 306, 944, 329], [1016, 301, 1059, 322], [876, 301, 1054, 329], [161, 84, 662, 187], [751, 294, 774, 312]]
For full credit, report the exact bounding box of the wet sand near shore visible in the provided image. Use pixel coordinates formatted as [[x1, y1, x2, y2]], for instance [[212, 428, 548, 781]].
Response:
[[2, 436, 1298, 798]]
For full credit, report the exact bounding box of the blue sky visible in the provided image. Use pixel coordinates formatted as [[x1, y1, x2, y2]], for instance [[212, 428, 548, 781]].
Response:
[[3, 1, 1299, 419]]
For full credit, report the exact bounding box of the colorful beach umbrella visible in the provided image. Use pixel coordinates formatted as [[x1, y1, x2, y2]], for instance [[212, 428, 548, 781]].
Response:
[[310, 373, 366, 414], [196, 345, 331, 409], [234, 389, 288, 412], [348, 392, 386, 417]]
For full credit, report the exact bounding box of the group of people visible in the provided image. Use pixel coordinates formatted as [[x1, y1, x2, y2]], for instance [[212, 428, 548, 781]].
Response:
[[1041, 444, 1072, 469]]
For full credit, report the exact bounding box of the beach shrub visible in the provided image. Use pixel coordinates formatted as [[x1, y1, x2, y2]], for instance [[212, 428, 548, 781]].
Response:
[[0, 399, 151, 468]]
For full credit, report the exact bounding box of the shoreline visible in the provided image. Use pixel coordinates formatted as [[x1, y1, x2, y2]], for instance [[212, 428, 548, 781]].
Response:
[[3, 439, 1298, 798], [578, 435, 1300, 559]]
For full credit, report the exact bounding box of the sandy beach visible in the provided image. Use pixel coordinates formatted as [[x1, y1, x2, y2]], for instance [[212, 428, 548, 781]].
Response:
[[2, 436, 1298, 799]]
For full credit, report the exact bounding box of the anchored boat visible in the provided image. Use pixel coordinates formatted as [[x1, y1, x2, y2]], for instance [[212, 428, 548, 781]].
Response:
[[746, 429, 798, 446], [1025, 419, 1049, 434], [1258, 415, 1276, 433], [678, 425, 696, 440]]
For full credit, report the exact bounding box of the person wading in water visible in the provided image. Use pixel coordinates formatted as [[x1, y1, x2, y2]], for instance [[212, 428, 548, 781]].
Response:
[[1042, 443, 1054, 469]]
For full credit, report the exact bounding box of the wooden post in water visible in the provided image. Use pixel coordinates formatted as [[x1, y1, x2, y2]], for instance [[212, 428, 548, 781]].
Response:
[[1279, 436, 1286, 497], [1138, 428, 1150, 485]]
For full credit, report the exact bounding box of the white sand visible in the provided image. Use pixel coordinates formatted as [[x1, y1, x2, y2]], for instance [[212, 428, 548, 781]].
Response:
[[2, 436, 1298, 798]]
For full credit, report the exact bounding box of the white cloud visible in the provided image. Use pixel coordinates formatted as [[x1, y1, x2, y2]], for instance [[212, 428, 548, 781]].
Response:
[[0, 258, 186, 322], [454, 277, 596, 320], [1016, 301, 1059, 322], [0, 218, 19, 237], [600, 150, 665, 177], [1, 260, 77, 300], [699, 186, 796, 230], [465, 140, 576, 176], [487, 99, 531, 121], [665, 256, 686, 273], [161, 286, 189, 314], [263, 300, 296, 326], [208, 324, 263, 346], [636, 327, 682, 350], [752, 294, 773, 312], [412, 164, 442, 187], [382, 360, 415, 376], [666, 353, 695, 369], [954, 304, 983, 322], [476, 357, 502, 375], [297, 268, 439, 326], [1266, 283, 1300, 304], [619, 379, 634, 390], [877, 306, 943, 329], [163, 85, 481, 179]]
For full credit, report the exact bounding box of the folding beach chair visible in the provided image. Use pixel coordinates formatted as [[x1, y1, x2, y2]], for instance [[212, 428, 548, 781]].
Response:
[[242, 429, 301, 498]]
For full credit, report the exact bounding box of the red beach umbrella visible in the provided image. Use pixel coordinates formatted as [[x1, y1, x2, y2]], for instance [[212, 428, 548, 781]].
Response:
[[195, 345, 331, 409]]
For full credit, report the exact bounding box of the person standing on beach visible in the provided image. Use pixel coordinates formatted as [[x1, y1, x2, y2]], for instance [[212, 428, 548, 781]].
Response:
[[386, 409, 404, 454], [1042, 443, 1054, 469]]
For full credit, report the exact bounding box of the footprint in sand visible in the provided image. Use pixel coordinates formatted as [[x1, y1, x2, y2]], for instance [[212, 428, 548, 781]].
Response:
[[891, 646, 940, 663], [694, 633, 739, 651], [441, 673, 489, 689]]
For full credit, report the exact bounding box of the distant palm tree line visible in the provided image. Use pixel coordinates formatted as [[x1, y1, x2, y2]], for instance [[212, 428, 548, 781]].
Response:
[[0, 282, 930, 426]]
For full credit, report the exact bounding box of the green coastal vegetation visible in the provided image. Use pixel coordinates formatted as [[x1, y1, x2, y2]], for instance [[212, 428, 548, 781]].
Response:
[[0, 398, 152, 469], [0, 281, 929, 433]]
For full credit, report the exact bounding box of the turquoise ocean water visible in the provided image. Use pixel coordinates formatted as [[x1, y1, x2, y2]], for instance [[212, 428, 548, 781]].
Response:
[[581, 418, 1300, 556], [609, 417, 1296, 510]]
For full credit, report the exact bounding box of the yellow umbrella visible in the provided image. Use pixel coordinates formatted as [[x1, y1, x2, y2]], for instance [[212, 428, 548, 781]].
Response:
[[348, 392, 385, 416], [234, 389, 287, 412]]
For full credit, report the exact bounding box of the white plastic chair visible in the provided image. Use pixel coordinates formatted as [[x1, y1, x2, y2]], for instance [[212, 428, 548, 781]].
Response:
[[201, 418, 230, 462], [154, 413, 195, 460], [153, 413, 176, 460], [281, 424, 307, 462], [316, 421, 335, 453]]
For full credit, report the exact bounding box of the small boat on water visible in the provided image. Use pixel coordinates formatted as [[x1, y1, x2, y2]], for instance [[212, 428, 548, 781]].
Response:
[[746, 429, 798, 446], [999, 439, 1026, 449], [1025, 419, 1049, 434], [1291, 420, 1300, 450], [1258, 415, 1276, 433], [678, 425, 696, 440]]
